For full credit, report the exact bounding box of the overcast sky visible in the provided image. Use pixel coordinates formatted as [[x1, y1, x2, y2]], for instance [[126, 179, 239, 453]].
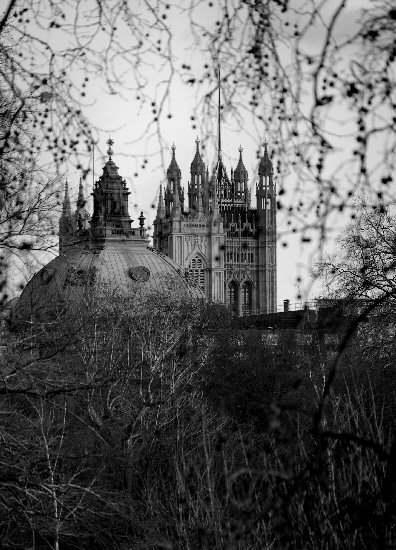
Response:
[[33, 0, 378, 308]]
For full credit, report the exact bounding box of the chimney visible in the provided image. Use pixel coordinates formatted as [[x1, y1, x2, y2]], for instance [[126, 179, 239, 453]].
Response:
[[283, 299, 290, 312]]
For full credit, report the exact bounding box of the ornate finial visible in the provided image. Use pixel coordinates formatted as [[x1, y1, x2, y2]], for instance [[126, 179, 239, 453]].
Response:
[[138, 211, 146, 227], [238, 145, 243, 156], [107, 137, 114, 161], [171, 143, 176, 154], [195, 136, 200, 150]]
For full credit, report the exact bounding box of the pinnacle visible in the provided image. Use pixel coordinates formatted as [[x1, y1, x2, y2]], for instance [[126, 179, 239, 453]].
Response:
[[167, 143, 181, 180], [234, 146, 248, 181], [259, 140, 273, 175], [62, 180, 72, 216], [191, 137, 205, 173]]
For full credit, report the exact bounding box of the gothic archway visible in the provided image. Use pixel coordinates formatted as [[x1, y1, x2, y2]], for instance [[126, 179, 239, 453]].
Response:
[[228, 280, 239, 314]]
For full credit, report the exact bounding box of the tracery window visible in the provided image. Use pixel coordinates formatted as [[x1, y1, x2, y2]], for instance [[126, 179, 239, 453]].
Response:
[[242, 281, 252, 315], [188, 256, 205, 292], [228, 280, 239, 313]]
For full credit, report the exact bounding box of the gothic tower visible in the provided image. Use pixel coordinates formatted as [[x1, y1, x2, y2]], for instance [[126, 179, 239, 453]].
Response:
[[256, 141, 277, 313], [152, 69, 277, 315], [153, 142, 225, 302]]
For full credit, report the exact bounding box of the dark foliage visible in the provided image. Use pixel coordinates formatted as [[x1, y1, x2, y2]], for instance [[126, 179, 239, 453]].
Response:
[[1, 290, 395, 549]]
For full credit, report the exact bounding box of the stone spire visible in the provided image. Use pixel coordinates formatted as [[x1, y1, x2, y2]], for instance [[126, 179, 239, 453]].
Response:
[[234, 145, 248, 183], [165, 144, 184, 215], [257, 140, 276, 217], [191, 137, 205, 175], [167, 143, 181, 183], [156, 184, 165, 220], [258, 140, 273, 177], [231, 145, 250, 207], [189, 137, 206, 213], [62, 180, 72, 217]]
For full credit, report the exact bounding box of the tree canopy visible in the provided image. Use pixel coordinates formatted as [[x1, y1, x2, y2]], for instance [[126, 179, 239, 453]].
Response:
[[318, 203, 396, 303]]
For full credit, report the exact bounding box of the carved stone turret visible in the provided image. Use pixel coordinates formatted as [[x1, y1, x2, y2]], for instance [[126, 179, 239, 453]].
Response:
[[188, 137, 206, 214], [90, 138, 132, 238], [165, 144, 184, 215], [90, 139, 147, 246]]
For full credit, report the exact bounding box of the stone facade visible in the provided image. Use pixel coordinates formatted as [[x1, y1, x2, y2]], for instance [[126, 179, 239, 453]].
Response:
[[58, 136, 277, 316], [153, 140, 277, 315]]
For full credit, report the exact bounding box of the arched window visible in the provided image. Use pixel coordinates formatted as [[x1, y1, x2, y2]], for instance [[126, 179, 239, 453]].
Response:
[[188, 256, 205, 292], [228, 281, 239, 313], [242, 281, 252, 315]]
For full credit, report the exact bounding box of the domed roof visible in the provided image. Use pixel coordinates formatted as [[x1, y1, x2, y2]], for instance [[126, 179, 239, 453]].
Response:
[[15, 242, 204, 322]]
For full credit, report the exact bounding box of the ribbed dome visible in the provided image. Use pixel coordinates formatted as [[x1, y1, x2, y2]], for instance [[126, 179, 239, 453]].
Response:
[[15, 242, 204, 322]]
